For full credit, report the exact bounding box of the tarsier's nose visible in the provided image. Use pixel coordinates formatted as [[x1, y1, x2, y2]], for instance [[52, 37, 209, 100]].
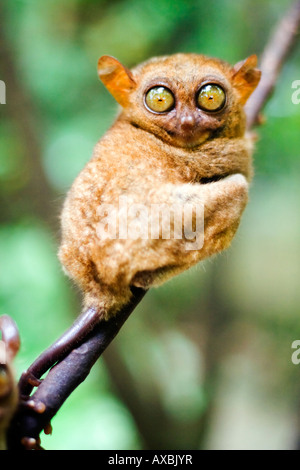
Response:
[[180, 114, 195, 131]]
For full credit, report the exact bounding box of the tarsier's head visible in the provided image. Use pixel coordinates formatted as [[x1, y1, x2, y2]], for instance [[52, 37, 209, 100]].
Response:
[[97, 53, 261, 148]]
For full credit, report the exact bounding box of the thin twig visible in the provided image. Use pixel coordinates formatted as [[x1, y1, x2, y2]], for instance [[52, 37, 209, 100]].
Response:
[[245, 0, 300, 129]]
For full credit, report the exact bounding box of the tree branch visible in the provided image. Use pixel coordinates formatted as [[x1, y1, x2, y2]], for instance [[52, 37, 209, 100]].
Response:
[[6, 0, 300, 450], [245, 0, 300, 129]]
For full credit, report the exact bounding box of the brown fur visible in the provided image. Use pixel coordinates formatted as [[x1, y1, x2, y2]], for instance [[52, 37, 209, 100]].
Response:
[[59, 53, 261, 319]]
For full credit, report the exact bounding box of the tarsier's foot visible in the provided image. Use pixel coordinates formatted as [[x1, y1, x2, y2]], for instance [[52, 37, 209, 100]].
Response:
[[14, 391, 52, 450]]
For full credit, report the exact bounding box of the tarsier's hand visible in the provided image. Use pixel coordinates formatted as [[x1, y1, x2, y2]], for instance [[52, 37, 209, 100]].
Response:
[[172, 173, 248, 250]]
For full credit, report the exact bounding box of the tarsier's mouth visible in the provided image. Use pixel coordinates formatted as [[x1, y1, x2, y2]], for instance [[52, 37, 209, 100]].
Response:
[[163, 127, 211, 148]]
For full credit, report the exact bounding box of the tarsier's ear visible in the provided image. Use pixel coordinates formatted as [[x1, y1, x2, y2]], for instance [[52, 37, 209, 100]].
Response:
[[97, 55, 137, 107], [231, 55, 261, 105]]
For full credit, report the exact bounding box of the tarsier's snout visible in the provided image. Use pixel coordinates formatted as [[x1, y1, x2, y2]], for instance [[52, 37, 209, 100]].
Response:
[[179, 112, 195, 131]]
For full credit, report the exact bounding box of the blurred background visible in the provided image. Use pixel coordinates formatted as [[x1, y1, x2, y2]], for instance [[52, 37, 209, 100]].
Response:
[[0, 0, 300, 450]]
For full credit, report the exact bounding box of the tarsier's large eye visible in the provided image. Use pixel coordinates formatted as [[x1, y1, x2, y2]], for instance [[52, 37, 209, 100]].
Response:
[[145, 86, 175, 113], [197, 84, 226, 112]]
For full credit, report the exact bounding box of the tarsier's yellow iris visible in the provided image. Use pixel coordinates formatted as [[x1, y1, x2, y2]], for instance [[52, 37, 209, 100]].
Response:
[[197, 84, 226, 111], [145, 86, 175, 113]]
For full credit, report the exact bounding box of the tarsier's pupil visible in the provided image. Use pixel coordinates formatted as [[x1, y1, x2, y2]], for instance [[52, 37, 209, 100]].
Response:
[[145, 86, 175, 113], [197, 83, 226, 111]]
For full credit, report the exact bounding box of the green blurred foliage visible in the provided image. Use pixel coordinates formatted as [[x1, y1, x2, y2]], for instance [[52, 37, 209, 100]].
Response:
[[0, 0, 300, 450]]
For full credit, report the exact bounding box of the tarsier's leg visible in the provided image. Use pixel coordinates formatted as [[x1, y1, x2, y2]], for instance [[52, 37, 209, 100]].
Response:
[[18, 307, 101, 396]]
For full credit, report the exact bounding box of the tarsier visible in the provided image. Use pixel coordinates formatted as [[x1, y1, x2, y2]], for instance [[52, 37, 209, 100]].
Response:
[[20, 53, 261, 393]]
